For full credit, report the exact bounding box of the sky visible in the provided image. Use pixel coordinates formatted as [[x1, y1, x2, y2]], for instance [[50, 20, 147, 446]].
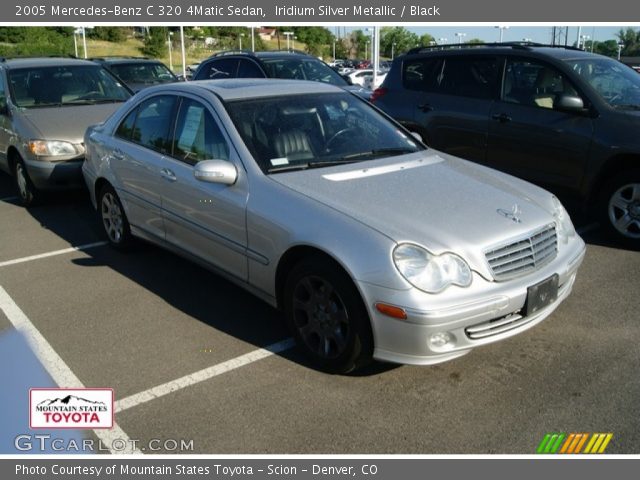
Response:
[[333, 26, 634, 45]]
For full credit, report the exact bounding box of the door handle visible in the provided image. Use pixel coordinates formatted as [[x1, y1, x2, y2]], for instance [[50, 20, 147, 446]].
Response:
[[112, 149, 124, 160], [491, 113, 512, 123], [418, 103, 433, 112], [160, 168, 177, 182]]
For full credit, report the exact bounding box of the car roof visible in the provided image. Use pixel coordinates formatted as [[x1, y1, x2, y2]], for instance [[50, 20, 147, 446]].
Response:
[[0, 57, 100, 69], [403, 44, 606, 61], [93, 57, 165, 65], [149, 78, 342, 101]]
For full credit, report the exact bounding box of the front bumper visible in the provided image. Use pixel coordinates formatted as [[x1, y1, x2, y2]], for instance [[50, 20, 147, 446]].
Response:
[[360, 238, 586, 365], [24, 157, 84, 190]]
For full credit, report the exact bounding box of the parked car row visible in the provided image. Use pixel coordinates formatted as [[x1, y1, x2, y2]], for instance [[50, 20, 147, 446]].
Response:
[[0, 50, 589, 374]]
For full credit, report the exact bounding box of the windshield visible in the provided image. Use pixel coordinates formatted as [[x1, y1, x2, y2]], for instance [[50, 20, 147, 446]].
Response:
[[225, 92, 424, 174], [565, 57, 640, 108], [261, 58, 348, 87], [8, 65, 131, 108], [109, 63, 177, 85]]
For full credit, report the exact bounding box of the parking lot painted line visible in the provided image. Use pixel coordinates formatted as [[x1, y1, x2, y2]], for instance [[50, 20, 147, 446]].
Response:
[[115, 338, 296, 414], [576, 223, 599, 235], [0, 286, 140, 454], [0, 241, 108, 268]]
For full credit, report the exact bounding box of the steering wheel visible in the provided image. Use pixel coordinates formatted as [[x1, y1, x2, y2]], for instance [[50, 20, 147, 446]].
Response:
[[325, 128, 357, 152]]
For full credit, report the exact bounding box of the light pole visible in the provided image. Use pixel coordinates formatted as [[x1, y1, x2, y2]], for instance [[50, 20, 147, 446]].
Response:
[[73, 28, 81, 57], [579, 35, 590, 50], [180, 26, 186, 80], [283, 31, 294, 50], [438, 37, 447, 48], [365, 41, 370, 60], [391, 42, 396, 60], [333, 40, 336, 62], [251, 27, 255, 52], [455, 32, 466, 45], [617, 42, 624, 60], [82, 27, 88, 58], [292, 36, 297, 50], [239, 33, 245, 50], [495, 26, 509, 43], [168, 31, 173, 71]]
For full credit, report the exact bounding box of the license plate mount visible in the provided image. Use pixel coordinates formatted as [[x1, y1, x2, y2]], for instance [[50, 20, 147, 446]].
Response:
[[525, 274, 559, 316]]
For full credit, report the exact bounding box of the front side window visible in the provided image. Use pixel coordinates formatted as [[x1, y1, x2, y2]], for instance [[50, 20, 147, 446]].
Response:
[[565, 57, 640, 109], [225, 92, 424, 173], [237, 59, 264, 78], [502, 59, 580, 109], [172, 98, 229, 165], [8, 65, 130, 108]]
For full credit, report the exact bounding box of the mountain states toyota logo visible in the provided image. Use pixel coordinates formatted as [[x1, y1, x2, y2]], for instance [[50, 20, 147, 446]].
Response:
[[29, 388, 114, 429]]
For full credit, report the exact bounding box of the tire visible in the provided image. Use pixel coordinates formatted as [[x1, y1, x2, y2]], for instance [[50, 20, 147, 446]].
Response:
[[13, 158, 38, 206], [599, 169, 640, 246], [98, 184, 133, 250], [283, 256, 373, 374]]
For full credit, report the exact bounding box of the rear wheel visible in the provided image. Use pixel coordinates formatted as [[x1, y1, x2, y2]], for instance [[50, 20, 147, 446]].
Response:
[[98, 184, 133, 249], [599, 170, 640, 246], [14, 158, 38, 206], [283, 256, 373, 374]]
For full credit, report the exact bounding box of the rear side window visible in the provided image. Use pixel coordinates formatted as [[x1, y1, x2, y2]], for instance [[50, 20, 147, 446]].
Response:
[[237, 59, 264, 78], [127, 95, 177, 153], [403, 56, 498, 99], [115, 108, 137, 140], [195, 59, 238, 80]]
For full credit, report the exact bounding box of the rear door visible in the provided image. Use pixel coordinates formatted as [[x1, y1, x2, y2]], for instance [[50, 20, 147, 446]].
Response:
[[108, 95, 178, 240], [486, 57, 595, 192], [407, 55, 499, 162]]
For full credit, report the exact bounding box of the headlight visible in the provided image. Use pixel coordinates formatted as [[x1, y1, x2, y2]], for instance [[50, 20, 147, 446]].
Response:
[[28, 140, 78, 157], [551, 196, 576, 244], [393, 244, 472, 293]]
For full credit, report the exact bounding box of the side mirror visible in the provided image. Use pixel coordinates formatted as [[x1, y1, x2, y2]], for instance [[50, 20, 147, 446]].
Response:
[[193, 160, 237, 185], [341, 74, 353, 86], [411, 131, 423, 143], [0, 102, 9, 116], [555, 94, 585, 112]]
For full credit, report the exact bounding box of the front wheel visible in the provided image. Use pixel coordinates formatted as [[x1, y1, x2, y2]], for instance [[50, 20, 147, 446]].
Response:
[[14, 159, 38, 206], [599, 170, 640, 246], [283, 256, 373, 374], [98, 184, 133, 250]]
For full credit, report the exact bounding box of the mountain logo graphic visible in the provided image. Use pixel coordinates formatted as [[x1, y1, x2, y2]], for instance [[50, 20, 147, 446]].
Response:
[[30, 388, 114, 429]]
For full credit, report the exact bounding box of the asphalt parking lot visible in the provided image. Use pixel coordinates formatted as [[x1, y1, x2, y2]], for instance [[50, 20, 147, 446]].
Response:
[[0, 172, 638, 454]]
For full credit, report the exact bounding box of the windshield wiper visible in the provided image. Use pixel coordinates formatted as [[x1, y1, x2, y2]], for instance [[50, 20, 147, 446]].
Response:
[[267, 159, 360, 174], [341, 148, 416, 160], [613, 103, 640, 110]]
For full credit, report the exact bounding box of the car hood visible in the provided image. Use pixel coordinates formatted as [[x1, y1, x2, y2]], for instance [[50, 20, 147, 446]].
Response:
[[270, 150, 556, 276], [20, 103, 124, 144]]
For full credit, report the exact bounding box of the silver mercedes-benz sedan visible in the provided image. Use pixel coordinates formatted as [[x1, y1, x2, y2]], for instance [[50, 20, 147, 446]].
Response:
[[83, 79, 586, 373]]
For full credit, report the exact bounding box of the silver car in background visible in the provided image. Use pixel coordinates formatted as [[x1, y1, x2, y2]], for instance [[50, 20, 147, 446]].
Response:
[[0, 57, 132, 205], [83, 79, 586, 373]]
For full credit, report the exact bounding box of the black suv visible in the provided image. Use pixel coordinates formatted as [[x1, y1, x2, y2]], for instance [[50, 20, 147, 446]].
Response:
[[372, 43, 640, 245], [192, 50, 370, 99], [91, 57, 179, 92]]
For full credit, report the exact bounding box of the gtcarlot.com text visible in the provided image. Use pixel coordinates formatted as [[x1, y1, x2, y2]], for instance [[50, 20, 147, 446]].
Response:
[[14, 434, 194, 452]]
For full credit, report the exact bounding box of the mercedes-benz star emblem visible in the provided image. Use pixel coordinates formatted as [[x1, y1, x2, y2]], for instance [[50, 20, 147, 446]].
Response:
[[497, 204, 522, 223]]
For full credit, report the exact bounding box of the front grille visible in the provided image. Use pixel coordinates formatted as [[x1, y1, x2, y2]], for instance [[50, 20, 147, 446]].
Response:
[[465, 313, 528, 339], [485, 224, 557, 281]]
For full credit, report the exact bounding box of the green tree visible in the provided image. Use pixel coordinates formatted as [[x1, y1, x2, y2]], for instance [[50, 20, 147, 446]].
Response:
[[141, 27, 168, 58], [292, 27, 333, 56], [466, 38, 485, 45], [89, 27, 127, 43], [0, 27, 73, 57], [380, 27, 420, 58], [419, 33, 436, 47], [348, 30, 369, 59], [615, 27, 640, 56]]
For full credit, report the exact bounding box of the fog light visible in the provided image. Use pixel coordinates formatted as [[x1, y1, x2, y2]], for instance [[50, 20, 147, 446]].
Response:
[[429, 332, 455, 350]]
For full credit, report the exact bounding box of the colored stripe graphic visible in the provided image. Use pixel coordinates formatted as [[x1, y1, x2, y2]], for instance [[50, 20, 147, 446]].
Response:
[[538, 433, 613, 454]]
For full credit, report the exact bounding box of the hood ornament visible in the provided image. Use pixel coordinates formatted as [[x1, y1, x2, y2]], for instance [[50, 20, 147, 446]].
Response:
[[497, 204, 522, 223]]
